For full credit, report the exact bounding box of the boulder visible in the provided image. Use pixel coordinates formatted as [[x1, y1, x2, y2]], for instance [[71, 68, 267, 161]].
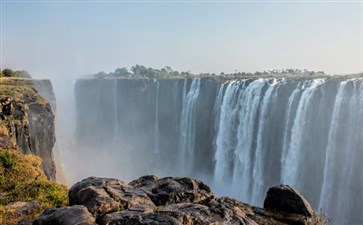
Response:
[[263, 184, 314, 217], [129, 175, 159, 188], [69, 177, 155, 218], [33, 205, 96, 225], [37, 176, 321, 225], [134, 176, 215, 206]]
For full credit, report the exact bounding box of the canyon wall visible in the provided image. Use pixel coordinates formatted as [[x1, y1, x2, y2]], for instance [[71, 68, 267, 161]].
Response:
[[0, 78, 56, 180], [74, 76, 363, 225]]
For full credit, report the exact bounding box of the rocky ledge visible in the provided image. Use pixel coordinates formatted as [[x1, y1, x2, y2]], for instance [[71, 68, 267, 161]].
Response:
[[0, 78, 56, 180], [35, 175, 325, 225]]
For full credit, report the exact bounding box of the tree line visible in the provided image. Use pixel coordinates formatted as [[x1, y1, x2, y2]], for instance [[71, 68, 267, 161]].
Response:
[[0, 69, 31, 78], [94, 65, 326, 79]]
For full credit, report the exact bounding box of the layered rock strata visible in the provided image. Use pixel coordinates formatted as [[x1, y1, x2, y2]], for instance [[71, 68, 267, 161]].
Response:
[[0, 78, 56, 180]]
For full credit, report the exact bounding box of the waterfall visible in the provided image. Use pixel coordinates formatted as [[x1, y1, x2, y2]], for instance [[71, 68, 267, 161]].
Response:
[[75, 76, 363, 225], [178, 79, 201, 174], [281, 79, 325, 187], [251, 79, 281, 204], [113, 78, 118, 141], [154, 79, 160, 153], [280, 82, 301, 179], [318, 78, 363, 224], [214, 81, 240, 183]]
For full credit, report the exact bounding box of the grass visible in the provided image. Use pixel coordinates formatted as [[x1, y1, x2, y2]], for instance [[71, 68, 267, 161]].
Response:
[[0, 148, 68, 225], [0, 77, 48, 105], [0, 125, 8, 136]]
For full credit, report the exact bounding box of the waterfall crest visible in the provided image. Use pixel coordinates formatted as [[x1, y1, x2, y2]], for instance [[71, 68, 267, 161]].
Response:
[[74, 77, 363, 225]]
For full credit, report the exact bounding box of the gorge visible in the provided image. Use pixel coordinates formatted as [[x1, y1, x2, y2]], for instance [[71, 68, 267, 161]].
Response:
[[71, 75, 363, 225]]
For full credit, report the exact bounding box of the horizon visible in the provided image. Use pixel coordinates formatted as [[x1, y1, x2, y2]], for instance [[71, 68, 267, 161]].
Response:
[[0, 1, 362, 78]]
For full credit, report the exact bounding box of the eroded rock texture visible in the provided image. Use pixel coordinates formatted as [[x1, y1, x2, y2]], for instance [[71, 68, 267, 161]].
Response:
[[0, 78, 56, 180], [36, 176, 323, 225]]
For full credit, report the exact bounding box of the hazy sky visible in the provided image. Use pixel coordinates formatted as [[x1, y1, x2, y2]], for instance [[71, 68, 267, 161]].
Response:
[[1, 0, 362, 78]]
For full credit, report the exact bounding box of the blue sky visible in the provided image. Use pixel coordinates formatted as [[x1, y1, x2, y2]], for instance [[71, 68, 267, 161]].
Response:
[[1, 1, 362, 77]]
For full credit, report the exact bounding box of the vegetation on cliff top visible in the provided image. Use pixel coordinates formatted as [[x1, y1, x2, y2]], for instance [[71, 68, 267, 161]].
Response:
[[0, 148, 68, 224], [0, 77, 48, 105], [0, 69, 31, 79], [94, 65, 327, 79]]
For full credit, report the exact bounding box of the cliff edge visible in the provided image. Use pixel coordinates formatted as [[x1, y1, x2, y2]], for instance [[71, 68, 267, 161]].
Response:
[[0, 77, 56, 180]]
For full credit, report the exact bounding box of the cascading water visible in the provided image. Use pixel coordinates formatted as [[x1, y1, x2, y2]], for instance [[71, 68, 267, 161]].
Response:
[[74, 76, 363, 225], [281, 79, 326, 187], [113, 79, 118, 141], [154, 79, 160, 153], [178, 79, 201, 174]]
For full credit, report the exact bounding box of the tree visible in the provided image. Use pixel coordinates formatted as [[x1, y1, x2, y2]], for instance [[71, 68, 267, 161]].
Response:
[[2, 69, 15, 77], [114, 67, 131, 77]]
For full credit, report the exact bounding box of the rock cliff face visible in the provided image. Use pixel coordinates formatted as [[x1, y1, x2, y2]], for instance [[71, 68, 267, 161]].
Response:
[[35, 175, 325, 225], [0, 78, 56, 180], [74, 76, 363, 224]]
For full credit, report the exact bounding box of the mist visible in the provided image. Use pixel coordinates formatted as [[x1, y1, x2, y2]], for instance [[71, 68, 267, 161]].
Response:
[[1, 2, 363, 224]]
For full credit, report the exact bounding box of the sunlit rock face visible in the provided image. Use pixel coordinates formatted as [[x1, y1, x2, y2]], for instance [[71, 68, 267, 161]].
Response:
[[74, 76, 363, 225], [0, 79, 56, 180]]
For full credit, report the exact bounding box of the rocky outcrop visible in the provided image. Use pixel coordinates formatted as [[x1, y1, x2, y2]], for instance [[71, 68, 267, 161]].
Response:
[[36, 175, 324, 225], [33, 79, 57, 112], [264, 185, 314, 217], [0, 78, 56, 180], [33, 205, 96, 225]]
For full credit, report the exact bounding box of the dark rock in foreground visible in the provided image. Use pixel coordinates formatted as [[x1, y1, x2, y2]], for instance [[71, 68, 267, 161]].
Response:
[[35, 176, 324, 225], [264, 184, 314, 217], [33, 205, 96, 225]]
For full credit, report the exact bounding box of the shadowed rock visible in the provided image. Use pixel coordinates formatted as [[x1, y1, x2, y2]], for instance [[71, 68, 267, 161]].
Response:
[[263, 184, 314, 217], [33, 205, 96, 225], [131, 176, 215, 206], [69, 177, 156, 218], [38, 176, 322, 225]]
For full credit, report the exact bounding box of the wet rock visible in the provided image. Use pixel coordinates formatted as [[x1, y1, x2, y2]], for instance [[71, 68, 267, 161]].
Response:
[[33, 205, 97, 225], [263, 184, 314, 217]]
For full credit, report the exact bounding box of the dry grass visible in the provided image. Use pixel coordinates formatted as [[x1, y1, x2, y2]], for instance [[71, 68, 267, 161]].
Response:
[[0, 148, 68, 225], [0, 125, 8, 136], [0, 78, 48, 105]]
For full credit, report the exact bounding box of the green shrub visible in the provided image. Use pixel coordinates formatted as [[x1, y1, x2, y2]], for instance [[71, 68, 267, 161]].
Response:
[[0, 151, 17, 169]]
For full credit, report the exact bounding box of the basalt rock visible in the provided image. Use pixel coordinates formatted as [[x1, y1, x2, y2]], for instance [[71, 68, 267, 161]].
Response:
[[69, 177, 156, 218], [33, 205, 97, 225], [129, 176, 215, 206], [45, 176, 323, 225], [0, 78, 56, 180], [263, 185, 314, 217]]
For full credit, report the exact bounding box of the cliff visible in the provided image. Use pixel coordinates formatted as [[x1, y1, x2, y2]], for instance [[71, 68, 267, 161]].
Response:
[[0, 77, 56, 180], [74, 76, 363, 224]]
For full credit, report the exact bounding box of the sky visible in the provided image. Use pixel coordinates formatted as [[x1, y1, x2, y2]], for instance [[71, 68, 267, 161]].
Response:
[[0, 0, 362, 78]]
